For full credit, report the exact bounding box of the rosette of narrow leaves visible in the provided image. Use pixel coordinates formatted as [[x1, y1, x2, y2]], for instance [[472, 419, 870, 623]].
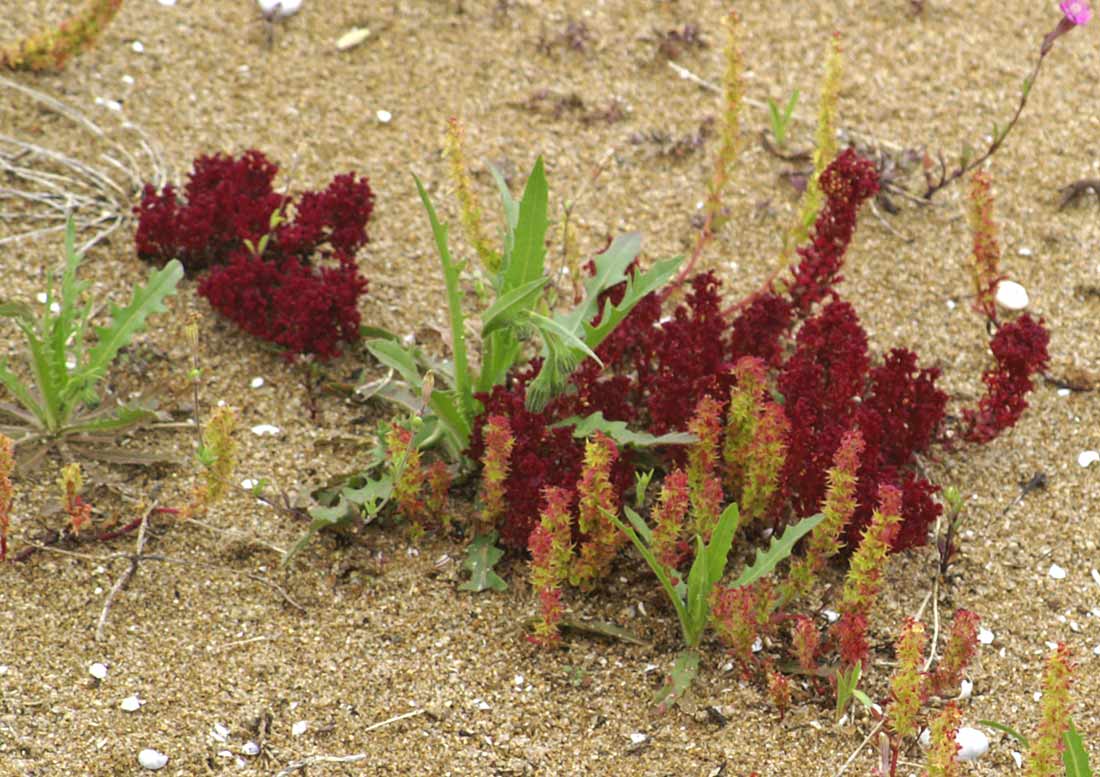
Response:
[[926, 702, 964, 777], [0, 217, 183, 469], [476, 414, 514, 535], [366, 157, 681, 459], [887, 618, 928, 740], [1025, 644, 1074, 777], [930, 609, 980, 697], [569, 433, 623, 590], [528, 486, 574, 646]]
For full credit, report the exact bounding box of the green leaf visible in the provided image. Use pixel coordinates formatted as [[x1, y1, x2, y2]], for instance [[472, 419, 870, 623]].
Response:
[[480, 276, 548, 336], [69, 260, 183, 410], [553, 411, 697, 449], [654, 649, 700, 707], [366, 339, 422, 389], [582, 255, 681, 351], [623, 505, 655, 546], [489, 164, 519, 270], [283, 495, 358, 566], [851, 689, 872, 708], [0, 301, 36, 323], [0, 360, 44, 425], [341, 474, 393, 518], [729, 512, 824, 588], [1064, 719, 1093, 777], [978, 720, 1029, 747], [500, 157, 549, 295], [359, 325, 402, 342], [458, 531, 507, 592], [835, 661, 862, 723], [685, 502, 741, 645]]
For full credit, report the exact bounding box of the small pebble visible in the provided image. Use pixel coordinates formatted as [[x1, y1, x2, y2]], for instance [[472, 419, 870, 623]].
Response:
[[752, 637, 763, 653], [959, 679, 973, 700], [946, 298, 957, 310], [210, 722, 230, 743], [1093, 645, 1100, 656], [241, 478, 257, 490], [291, 720, 308, 736], [258, 0, 302, 18], [250, 377, 264, 388], [241, 741, 260, 756], [1078, 450, 1099, 468], [1048, 563, 1067, 580], [377, 109, 393, 124], [336, 27, 371, 51], [978, 627, 995, 645], [131, 41, 144, 53], [823, 609, 840, 623], [36, 292, 48, 303], [513, 674, 524, 687], [120, 694, 143, 712], [1092, 569, 1100, 587], [995, 280, 1029, 311], [157, 0, 176, 5], [1058, 388, 1071, 397], [89, 662, 109, 680], [250, 424, 281, 436], [1012, 751, 1024, 768], [0, 665, 9, 675], [1017, 246, 1033, 256], [629, 732, 648, 745], [138, 749, 168, 770]]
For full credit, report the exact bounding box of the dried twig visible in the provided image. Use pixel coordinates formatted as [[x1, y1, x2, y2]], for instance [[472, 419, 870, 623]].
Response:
[[95, 500, 156, 642]]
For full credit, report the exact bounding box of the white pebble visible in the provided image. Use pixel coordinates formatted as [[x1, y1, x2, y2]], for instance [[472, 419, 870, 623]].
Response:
[[513, 674, 524, 687], [131, 41, 144, 53], [946, 298, 957, 310], [959, 679, 973, 700], [240, 479, 257, 491], [1078, 450, 1099, 468], [956, 727, 989, 761], [336, 27, 371, 51], [250, 424, 281, 436], [1017, 247, 1033, 257], [823, 609, 840, 623], [1045, 641, 1059, 650], [1012, 751, 1024, 768], [157, 0, 176, 5], [291, 720, 308, 736], [210, 722, 230, 743], [376, 109, 392, 124], [1048, 563, 1067, 580], [120, 694, 143, 712], [138, 749, 168, 770], [978, 627, 995, 645], [1092, 569, 1100, 587], [995, 280, 1029, 311], [629, 732, 648, 745], [250, 377, 265, 388], [1058, 388, 1071, 397], [241, 741, 260, 756], [36, 292, 48, 303], [89, 662, 109, 680], [121, 74, 135, 85], [1094, 645, 1100, 656], [752, 637, 763, 653], [0, 665, 8, 675]]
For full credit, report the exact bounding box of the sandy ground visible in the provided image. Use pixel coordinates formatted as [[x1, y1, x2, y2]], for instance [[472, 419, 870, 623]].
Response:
[[0, 1, 1098, 775]]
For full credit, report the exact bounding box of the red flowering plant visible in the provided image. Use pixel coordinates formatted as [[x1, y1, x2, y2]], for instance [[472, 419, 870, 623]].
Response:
[[134, 150, 374, 360]]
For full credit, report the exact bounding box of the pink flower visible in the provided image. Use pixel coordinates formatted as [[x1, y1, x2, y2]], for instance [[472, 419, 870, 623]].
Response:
[[1060, 0, 1092, 25]]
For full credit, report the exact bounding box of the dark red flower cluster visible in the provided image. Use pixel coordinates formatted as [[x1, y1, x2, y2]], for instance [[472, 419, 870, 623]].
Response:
[[134, 150, 374, 360], [963, 314, 1050, 443], [472, 148, 1046, 557]]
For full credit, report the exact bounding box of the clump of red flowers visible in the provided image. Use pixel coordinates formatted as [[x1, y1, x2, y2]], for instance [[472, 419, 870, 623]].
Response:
[[473, 148, 1049, 556], [134, 150, 373, 359]]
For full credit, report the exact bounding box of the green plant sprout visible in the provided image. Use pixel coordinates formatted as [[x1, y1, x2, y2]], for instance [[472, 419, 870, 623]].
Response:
[[0, 216, 183, 469], [362, 156, 681, 459], [604, 502, 822, 704], [766, 90, 799, 149]]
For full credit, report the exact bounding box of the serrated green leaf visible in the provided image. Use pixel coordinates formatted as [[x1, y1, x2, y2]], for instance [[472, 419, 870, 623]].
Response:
[[480, 276, 548, 336], [70, 260, 182, 408], [654, 649, 700, 707], [283, 495, 358, 566], [342, 474, 393, 517], [552, 411, 697, 448], [500, 157, 548, 295], [729, 512, 823, 588], [459, 531, 507, 592], [366, 339, 422, 389]]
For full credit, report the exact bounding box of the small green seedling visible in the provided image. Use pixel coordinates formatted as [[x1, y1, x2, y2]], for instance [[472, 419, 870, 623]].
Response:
[[767, 90, 800, 148]]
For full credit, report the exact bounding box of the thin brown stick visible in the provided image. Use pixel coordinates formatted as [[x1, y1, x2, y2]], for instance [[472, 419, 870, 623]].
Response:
[[273, 709, 429, 777], [95, 501, 156, 642]]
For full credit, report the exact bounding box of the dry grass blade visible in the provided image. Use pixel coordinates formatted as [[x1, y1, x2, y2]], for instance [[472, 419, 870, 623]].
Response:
[[0, 75, 166, 251]]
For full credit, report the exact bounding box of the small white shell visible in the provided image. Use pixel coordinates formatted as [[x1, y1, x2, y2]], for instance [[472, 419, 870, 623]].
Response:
[[291, 720, 308, 736], [250, 424, 281, 436], [250, 377, 264, 388], [138, 749, 168, 770], [120, 695, 143, 712], [89, 662, 108, 680], [258, 0, 301, 18], [978, 627, 995, 645], [1048, 563, 1067, 580], [959, 679, 973, 700], [956, 727, 989, 761], [1078, 450, 1099, 468], [376, 109, 393, 124], [629, 732, 648, 745], [995, 280, 1029, 311], [241, 741, 261, 756]]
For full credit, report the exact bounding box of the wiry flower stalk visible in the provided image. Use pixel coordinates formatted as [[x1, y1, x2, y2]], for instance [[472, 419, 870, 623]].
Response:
[[444, 116, 498, 274], [1025, 643, 1074, 777], [965, 171, 1002, 323]]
